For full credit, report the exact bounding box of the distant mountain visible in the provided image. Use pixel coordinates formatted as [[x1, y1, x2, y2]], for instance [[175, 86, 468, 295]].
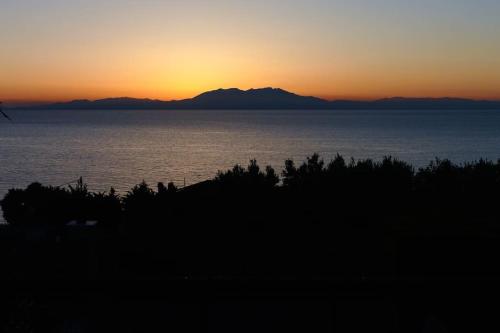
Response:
[[17, 88, 500, 110], [332, 97, 500, 110], [29, 97, 171, 110], [182, 88, 329, 109]]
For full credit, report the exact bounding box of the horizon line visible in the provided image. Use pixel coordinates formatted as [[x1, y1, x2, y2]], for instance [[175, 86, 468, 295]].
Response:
[[3, 87, 500, 107]]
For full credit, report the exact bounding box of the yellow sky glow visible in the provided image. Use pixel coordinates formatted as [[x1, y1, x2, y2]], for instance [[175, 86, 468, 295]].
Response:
[[1, 0, 500, 103]]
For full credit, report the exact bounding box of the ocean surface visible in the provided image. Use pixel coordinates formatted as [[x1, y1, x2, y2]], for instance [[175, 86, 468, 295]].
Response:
[[1, 109, 500, 221]]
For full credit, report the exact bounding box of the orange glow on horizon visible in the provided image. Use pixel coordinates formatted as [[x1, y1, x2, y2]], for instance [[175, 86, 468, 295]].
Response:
[[2, 1, 500, 104], [3, 84, 500, 105]]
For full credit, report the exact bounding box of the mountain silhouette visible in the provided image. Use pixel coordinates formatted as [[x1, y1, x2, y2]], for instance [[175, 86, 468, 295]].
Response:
[[183, 88, 329, 109], [38, 97, 170, 110], [330, 97, 500, 110], [18, 88, 500, 110]]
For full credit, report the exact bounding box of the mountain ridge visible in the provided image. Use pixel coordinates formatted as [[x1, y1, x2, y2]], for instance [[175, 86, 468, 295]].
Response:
[[12, 88, 500, 110]]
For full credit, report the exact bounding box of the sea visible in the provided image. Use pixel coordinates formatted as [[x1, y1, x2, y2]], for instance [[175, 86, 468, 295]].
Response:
[[1, 108, 500, 222]]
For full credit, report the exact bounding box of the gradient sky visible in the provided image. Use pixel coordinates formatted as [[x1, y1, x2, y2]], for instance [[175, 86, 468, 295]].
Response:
[[1, 0, 500, 103]]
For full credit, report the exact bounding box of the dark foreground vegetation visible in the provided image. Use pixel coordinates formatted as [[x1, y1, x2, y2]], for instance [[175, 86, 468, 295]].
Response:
[[2, 154, 500, 279], [2, 154, 500, 331]]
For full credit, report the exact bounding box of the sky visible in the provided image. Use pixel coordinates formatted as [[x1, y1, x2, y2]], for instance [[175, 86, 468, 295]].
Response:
[[1, 0, 500, 103]]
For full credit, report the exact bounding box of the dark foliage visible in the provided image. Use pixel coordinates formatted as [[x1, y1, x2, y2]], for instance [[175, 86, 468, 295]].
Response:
[[1, 155, 500, 282], [1, 178, 121, 227], [214, 159, 279, 191]]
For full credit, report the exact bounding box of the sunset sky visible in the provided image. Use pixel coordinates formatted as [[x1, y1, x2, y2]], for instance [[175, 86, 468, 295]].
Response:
[[1, 0, 500, 103]]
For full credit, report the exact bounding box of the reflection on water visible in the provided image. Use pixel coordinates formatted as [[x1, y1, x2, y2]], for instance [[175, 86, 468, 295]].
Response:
[[1, 108, 500, 221]]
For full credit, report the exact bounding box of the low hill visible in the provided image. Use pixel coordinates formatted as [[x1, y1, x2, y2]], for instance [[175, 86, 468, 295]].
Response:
[[17, 88, 500, 110]]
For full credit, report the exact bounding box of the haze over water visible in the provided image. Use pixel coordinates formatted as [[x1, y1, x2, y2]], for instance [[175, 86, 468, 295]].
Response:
[[1, 109, 500, 202]]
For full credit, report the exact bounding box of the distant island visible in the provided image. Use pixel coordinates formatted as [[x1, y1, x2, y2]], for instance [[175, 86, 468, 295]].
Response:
[[14, 87, 500, 110]]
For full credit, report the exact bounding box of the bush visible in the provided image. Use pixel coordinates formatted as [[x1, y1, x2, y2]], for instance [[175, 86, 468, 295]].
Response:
[[2, 154, 500, 227]]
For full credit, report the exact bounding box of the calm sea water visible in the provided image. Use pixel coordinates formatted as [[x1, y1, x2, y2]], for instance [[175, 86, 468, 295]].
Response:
[[1, 109, 500, 220]]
